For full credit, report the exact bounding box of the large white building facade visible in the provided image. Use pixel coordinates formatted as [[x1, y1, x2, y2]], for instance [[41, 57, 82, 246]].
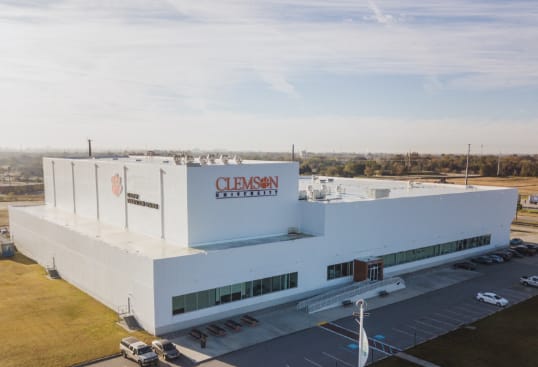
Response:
[[9, 156, 517, 334]]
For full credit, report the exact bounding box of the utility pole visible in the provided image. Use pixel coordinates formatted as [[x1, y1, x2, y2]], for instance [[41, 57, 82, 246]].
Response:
[[465, 144, 470, 186]]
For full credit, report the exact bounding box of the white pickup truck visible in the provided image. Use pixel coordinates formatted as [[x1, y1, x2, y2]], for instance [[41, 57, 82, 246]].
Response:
[[520, 275, 538, 287], [120, 337, 159, 366]]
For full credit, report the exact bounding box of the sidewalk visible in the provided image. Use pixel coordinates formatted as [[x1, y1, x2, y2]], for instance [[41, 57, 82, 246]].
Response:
[[168, 266, 480, 364]]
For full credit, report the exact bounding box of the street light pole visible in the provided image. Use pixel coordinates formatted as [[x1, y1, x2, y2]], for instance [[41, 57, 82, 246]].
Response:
[[354, 299, 367, 367], [465, 144, 470, 186]]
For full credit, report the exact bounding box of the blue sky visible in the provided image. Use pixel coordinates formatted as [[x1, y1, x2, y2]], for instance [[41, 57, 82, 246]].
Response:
[[1, 0, 537, 154]]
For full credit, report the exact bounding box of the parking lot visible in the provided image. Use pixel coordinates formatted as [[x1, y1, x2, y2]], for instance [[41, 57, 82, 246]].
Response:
[[92, 240, 538, 367], [201, 246, 538, 367]]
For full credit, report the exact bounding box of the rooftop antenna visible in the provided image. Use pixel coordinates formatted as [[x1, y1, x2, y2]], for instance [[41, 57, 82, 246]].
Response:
[[464, 144, 470, 186], [87, 139, 92, 157]]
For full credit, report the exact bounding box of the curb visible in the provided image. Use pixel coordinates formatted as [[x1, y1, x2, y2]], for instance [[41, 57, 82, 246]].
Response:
[[70, 353, 121, 367]]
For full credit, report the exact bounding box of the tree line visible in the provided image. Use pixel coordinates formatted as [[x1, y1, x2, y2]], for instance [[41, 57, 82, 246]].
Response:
[[297, 153, 538, 177]]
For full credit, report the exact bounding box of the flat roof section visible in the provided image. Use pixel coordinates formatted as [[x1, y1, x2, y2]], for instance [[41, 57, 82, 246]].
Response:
[[9, 205, 202, 260], [194, 232, 314, 251], [10, 205, 313, 259], [299, 176, 511, 203]]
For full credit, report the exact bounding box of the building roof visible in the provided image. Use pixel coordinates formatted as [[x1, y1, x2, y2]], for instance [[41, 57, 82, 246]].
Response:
[[299, 176, 511, 203], [11, 205, 202, 260]]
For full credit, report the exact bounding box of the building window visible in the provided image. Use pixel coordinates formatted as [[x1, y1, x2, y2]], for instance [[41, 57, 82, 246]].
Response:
[[381, 234, 491, 268], [327, 261, 354, 280], [172, 271, 298, 316]]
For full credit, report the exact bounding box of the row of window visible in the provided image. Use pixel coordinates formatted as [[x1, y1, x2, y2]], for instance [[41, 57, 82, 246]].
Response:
[[382, 234, 491, 268], [327, 261, 354, 280], [172, 272, 298, 315]]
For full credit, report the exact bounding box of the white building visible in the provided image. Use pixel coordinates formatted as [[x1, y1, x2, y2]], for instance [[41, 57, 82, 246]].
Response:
[[9, 155, 517, 334]]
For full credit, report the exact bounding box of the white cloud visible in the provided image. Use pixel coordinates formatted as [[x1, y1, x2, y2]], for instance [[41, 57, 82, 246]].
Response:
[[0, 0, 537, 151]]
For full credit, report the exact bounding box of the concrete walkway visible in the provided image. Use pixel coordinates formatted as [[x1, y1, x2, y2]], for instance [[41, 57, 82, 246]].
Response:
[[168, 266, 479, 364]]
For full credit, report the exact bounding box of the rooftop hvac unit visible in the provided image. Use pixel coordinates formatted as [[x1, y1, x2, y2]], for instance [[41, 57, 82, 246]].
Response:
[[173, 154, 183, 165], [313, 189, 326, 200], [367, 188, 390, 199]]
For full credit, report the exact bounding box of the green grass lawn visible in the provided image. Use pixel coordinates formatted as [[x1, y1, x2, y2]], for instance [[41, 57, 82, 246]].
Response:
[[374, 295, 538, 367], [0, 253, 151, 367]]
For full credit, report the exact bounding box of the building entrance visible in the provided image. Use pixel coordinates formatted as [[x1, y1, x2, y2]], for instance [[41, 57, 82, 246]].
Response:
[[368, 263, 381, 281], [353, 258, 384, 282]]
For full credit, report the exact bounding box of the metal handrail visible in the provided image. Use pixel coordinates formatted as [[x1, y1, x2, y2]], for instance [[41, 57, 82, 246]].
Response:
[[306, 277, 403, 313], [296, 280, 372, 310]]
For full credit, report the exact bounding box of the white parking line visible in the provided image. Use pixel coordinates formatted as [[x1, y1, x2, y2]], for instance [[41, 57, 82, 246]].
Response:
[[414, 319, 445, 332], [460, 301, 494, 313], [422, 316, 457, 328], [318, 324, 356, 343], [304, 357, 323, 367], [369, 345, 393, 356], [500, 290, 531, 301], [500, 288, 528, 297], [453, 304, 487, 316], [443, 309, 470, 319], [433, 312, 464, 324], [405, 324, 437, 337], [322, 352, 354, 367], [392, 327, 416, 338]]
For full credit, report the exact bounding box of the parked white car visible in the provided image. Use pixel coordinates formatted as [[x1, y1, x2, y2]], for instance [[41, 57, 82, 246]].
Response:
[[476, 292, 508, 307], [520, 275, 538, 287]]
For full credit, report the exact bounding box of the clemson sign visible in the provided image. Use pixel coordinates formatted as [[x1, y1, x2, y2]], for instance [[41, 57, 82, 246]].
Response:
[[215, 176, 278, 199], [111, 174, 123, 197]]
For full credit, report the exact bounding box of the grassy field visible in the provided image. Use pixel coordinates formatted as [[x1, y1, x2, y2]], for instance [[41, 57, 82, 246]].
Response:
[[417, 176, 538, 197], [374, 295, 538, 367], [0, 253, 151, 367]]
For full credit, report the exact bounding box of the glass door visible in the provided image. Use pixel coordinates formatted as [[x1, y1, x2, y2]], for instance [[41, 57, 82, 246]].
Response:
[[368, 263, 380, 281]]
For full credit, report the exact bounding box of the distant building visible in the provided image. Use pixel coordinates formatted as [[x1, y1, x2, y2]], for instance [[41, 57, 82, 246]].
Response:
[[522, 194, 538, 209], [10, 155, 516, 334]]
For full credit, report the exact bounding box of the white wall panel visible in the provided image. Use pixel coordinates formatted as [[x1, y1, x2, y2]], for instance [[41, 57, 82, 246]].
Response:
[[162, 166, 188, 246], [43, 158, 54, 206], [186, 163, 300, 245], [124, 163, 162, 239], [96, 162, 126, 228], [51, 159, 75, 212], [73, 162, 97, 219]]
